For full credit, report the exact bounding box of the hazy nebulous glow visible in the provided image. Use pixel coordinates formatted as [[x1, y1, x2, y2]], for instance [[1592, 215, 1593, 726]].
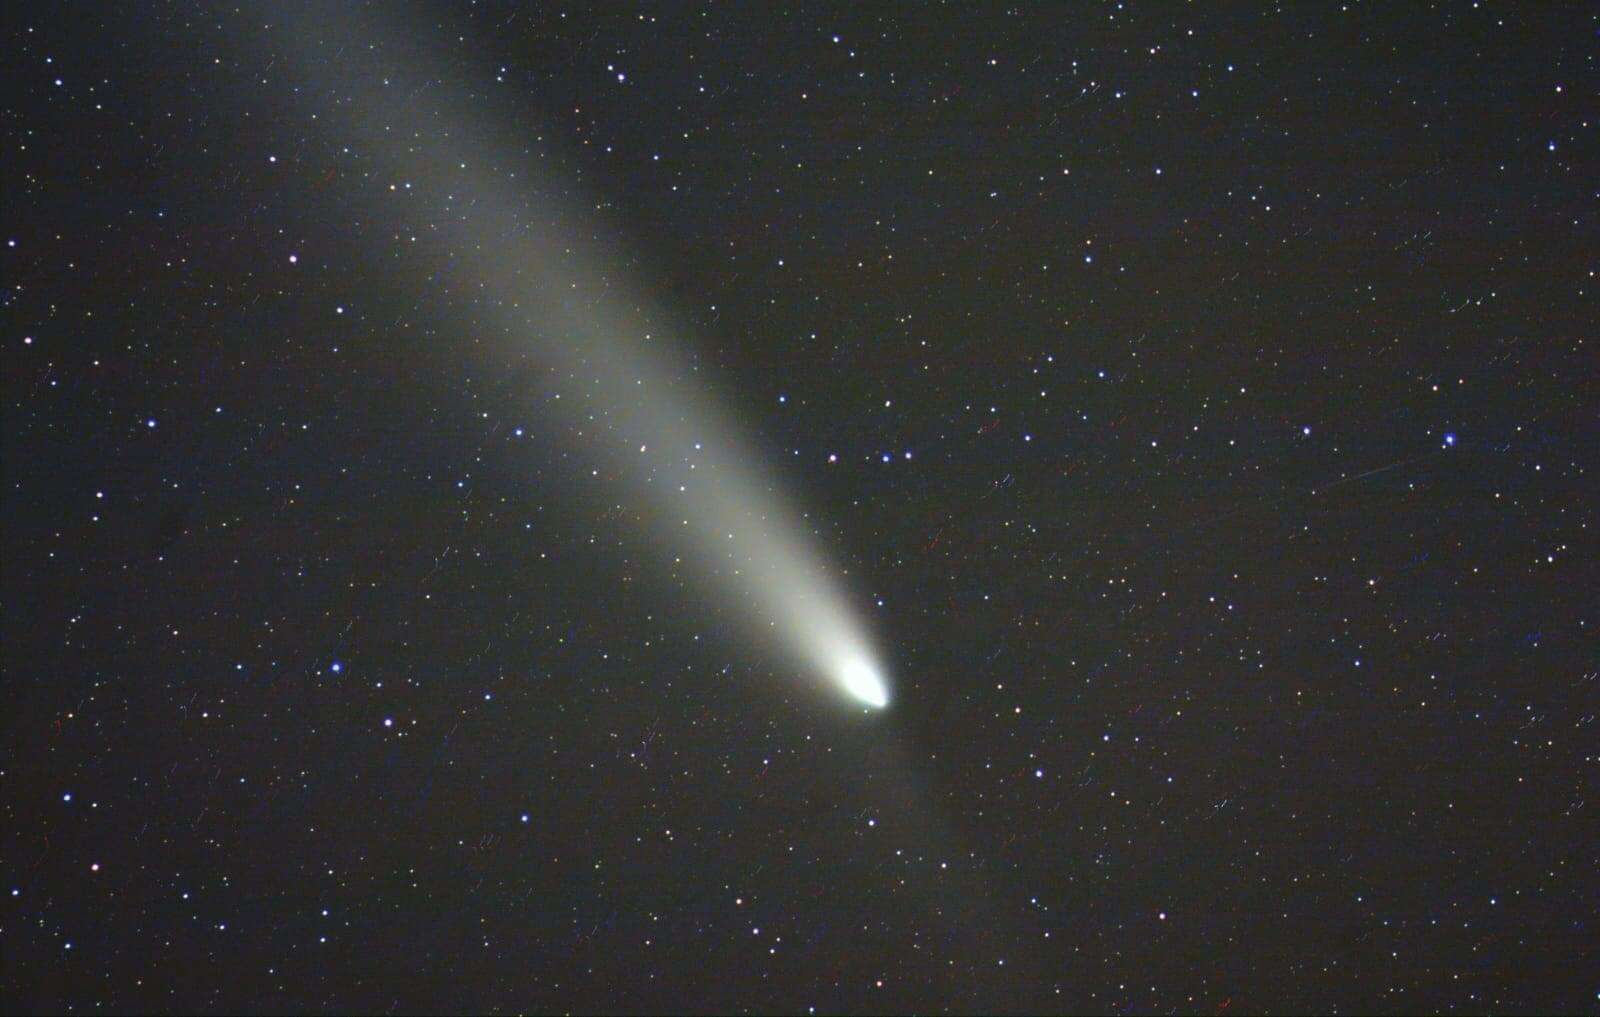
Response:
[[290, 9, 890, 710]]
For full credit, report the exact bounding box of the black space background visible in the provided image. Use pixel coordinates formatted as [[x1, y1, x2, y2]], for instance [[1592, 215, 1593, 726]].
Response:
[[3, 3, 1595, 1013]]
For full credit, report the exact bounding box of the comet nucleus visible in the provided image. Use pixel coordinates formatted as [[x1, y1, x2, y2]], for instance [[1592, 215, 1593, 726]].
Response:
[[838, 657, 890, 709]]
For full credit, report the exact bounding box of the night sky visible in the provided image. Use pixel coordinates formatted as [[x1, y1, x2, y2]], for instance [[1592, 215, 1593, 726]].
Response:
[[3, 3, 1596, 1013]]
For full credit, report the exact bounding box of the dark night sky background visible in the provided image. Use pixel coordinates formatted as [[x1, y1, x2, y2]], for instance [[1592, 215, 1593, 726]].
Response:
[[3, 2, 1596, 1013]]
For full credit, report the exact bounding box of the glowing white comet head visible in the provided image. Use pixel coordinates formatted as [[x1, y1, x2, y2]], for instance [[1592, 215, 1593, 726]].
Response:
[[838, 657, 890, 709]]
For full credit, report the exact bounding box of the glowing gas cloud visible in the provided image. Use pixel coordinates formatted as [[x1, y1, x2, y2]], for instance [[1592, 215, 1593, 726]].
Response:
[[283, 8, 888, 708]]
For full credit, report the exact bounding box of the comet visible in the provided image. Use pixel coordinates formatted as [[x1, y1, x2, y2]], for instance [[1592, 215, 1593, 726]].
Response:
[[278, 6, 891, 711]]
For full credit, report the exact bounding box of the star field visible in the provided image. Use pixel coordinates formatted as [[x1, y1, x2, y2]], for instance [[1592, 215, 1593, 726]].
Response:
[[2, 3, 1596, 1013]]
